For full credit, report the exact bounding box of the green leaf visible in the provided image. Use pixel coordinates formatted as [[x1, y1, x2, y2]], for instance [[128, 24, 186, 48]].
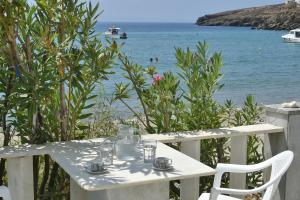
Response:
[[78, 113, 93, 120]]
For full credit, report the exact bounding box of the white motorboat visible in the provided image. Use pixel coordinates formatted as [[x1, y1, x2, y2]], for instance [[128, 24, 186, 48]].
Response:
[[104, 26, 127, 39], [282, 28, 300, 42], [104, 26, 121, 39]]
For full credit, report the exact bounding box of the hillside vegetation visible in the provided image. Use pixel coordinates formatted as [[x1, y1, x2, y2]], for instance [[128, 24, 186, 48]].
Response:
[[196, 3, 300, 30]]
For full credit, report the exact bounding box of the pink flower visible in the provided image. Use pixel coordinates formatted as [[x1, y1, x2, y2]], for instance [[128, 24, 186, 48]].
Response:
[[152, 75, 162, 85]]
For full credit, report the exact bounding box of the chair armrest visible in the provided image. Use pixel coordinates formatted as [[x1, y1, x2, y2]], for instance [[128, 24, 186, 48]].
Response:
[[212, 164, 285, 196], [214, 186, 265, 196], [212, 161, 272, 188], [210, 151, 294, 199], [216, 161, 271, 174], [214, 174, 282, 196]]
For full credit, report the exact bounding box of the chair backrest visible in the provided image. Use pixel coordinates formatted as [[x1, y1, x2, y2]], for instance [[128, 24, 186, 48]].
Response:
[[0, 186, 11, 200], [262, 151, 294, 200]]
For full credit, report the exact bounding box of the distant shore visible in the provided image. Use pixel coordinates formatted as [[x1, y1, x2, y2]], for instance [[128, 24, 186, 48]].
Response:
[[196, 3, 300, 30]]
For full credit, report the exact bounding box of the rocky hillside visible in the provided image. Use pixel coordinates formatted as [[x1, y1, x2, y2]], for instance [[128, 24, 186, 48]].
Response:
[[196, 3, 300, 30]]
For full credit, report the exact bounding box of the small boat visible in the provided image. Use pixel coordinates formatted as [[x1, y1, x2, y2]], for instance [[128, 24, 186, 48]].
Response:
[[282, 28, 300, 42], [104, 26, 121, 39], [120, 32, 127, 39], [104, 26, 127, 39]]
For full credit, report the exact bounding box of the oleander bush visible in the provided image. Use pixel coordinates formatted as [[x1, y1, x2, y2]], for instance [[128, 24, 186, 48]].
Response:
[[0, 0, 117, 199], [115, 42, 264, 198]]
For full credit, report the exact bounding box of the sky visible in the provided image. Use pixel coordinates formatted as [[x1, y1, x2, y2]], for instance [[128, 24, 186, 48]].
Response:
[[29, 0, 283, 23], [100, 0, 283, 22]]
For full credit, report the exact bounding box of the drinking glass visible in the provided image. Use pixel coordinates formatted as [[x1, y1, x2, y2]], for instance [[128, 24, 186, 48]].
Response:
[[101, 141, 114, 166], [143, 139, 157, 163], [88, 139, 103, 163]]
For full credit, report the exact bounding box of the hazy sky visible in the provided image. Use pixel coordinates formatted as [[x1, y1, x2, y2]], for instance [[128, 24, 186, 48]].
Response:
[[101, 0, 283, 22], [29, 0, 283, 23]]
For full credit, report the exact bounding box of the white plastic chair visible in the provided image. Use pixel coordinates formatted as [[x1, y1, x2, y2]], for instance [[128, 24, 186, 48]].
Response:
[[0, 186, 11, 200], [198, 150, 294, 200]]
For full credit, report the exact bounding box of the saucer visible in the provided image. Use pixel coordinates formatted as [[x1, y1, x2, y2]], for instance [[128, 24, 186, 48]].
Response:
[[152, 165, 174, 171], [84, 165, 109, 174]]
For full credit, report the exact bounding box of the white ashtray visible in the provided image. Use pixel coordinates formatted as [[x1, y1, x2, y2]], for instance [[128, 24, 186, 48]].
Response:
[[152, 157, 174, 171], [85, 163, 108, 174]]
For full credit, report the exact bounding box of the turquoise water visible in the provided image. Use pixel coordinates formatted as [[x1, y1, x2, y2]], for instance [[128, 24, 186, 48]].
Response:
[[97, 22, 300, 112]]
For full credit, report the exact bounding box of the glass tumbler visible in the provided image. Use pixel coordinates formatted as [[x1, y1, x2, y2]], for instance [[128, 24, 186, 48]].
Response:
[[143, 139, 157, 163], [100, 141, 114, 166]]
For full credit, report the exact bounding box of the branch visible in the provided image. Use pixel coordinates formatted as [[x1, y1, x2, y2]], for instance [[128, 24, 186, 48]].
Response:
[[119, 98, 148, 129], [119, 55, 153, 131]]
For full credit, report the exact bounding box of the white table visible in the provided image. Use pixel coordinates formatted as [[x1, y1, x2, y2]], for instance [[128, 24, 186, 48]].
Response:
[[50, 140, 215, 200]]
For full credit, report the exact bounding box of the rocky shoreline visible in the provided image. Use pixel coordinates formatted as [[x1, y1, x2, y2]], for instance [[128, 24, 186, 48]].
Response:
[[196, 3, 300, 30]]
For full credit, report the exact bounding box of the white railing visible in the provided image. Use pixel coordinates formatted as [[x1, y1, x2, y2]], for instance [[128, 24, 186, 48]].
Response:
[[0, 123, 284, 200], [142, 123, 284, 200], [1, 103, 299, 200]]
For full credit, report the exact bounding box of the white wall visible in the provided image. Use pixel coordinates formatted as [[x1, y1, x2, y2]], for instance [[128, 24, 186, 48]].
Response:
[[286, 0, 300, 4]]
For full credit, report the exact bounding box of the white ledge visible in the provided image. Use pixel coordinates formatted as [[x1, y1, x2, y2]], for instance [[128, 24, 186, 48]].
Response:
[[0, 139, 104, 159], [0, 124, 283, 158], [141, 124, 284, 143], [265, 103, 300, 115]]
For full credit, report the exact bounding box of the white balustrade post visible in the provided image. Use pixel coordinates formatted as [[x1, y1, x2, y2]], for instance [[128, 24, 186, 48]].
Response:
[[180, 140, 201, 200], [230, 135, 247, 190], [7, 157, 34, 200], [264, 104, 299, 200]]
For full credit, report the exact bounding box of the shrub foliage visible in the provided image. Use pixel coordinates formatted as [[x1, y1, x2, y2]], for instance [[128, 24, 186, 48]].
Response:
[[0, 0, 116, 199], [115, 42, 264, 196]]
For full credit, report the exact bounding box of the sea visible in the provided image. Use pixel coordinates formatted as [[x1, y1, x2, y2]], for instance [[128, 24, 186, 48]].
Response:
[[96, 22, 300, 115]]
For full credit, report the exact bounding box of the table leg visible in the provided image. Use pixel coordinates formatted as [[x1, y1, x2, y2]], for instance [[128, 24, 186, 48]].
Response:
[[7, 157, 34, 200], [70, 179, 88, 200], [181, 141, 201, 200], [70, 179, 169, 200]]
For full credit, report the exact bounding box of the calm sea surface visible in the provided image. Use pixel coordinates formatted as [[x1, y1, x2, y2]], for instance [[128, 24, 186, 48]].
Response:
[[96, 22, 300, 114]]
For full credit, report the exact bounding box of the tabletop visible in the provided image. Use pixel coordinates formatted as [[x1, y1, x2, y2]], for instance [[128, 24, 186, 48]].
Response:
[[50, 140, 215, 191]]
